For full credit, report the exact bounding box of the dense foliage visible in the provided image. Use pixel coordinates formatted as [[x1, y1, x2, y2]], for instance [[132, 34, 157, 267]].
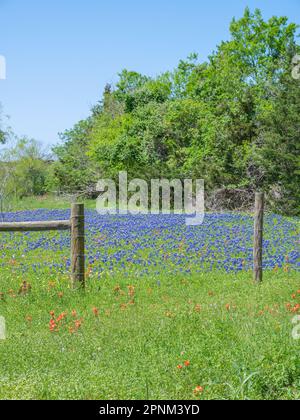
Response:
[[0, 104, 8, 144], [0, 138, 49, 213], [52, 9, 300, 215], [0, 9, 296, 214]]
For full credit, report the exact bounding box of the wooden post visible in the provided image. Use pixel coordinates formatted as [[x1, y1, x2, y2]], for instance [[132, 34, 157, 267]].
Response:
[[71, 203, 85, 288], [253, 192, 264, 283]]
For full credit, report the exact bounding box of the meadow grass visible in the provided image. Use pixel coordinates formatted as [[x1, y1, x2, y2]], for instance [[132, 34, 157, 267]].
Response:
[[6, 195, 97, 212], [0, 269, 300, 400], [0, 197, 299, 400]]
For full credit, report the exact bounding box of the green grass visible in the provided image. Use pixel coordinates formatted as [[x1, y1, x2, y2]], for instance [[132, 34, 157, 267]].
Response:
[[0, 196, 299, 400], [6, 195, 97, 212], [1, 269, 300, 400]]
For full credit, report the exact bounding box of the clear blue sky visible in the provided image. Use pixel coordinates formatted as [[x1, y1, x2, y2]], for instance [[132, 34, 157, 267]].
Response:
[[0, 0, 299, 148]]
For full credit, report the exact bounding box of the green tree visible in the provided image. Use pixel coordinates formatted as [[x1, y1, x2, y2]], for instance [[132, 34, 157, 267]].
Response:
[[185, 8, 299, 191], [0, 137, 50, 215], [53, 8, 300, 214], [0, 104, 8, 144], [257, 74, 300, 215], [53, 116, 100, 193]]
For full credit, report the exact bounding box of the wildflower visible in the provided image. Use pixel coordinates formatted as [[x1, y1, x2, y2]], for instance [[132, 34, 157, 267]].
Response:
[[114, 285, 121, 294], [225, 304, 231, 311], [48, 281, 56, 290], [49, 319, 58, 333], [292, 304, 300, 313], [56, 312, 67, 323], [128, 285, 135, 298], [292, 294, 296, 300], [92, 307, 99, 317], [50, 311, 55, 318], [194, 304, 201, 313], [177, 365, 183, 370], [74, 319, 82, 329], [18, 281, 32, 296], [193, 386, 204, 395], [86, 264, 93, 278], [184, 361, 191, 367]]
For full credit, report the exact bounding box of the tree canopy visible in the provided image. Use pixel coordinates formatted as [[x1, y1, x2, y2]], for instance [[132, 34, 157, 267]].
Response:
[[53, 8, 300, 215]]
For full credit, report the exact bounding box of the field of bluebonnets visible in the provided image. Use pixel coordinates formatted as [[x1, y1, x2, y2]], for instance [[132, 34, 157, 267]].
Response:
[[0, 206, 300, 400], [0, 209, 299, 276]]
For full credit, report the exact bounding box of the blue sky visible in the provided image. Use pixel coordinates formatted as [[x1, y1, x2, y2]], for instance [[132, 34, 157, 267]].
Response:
[[0, 0, 299, 147]]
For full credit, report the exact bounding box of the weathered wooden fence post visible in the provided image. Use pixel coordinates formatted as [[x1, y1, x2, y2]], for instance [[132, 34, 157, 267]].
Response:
[[253, 192, 264, 283], [71, 203, 85, 288], [0, 205, 85, 289]]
